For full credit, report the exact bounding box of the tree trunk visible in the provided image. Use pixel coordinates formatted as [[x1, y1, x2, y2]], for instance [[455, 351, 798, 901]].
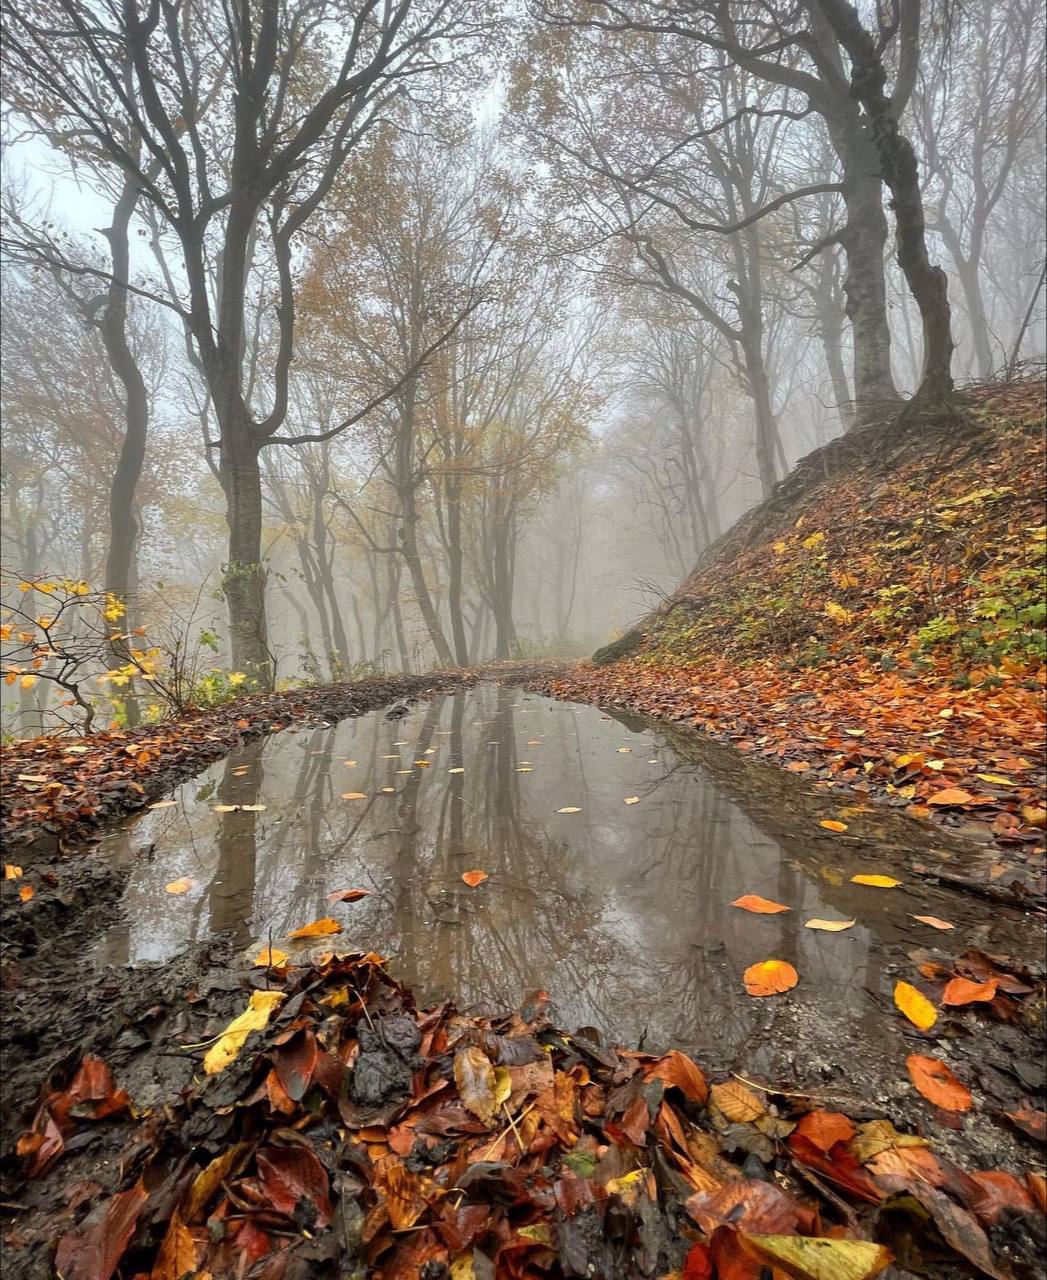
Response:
[[817, 0, 955, 406], [492, 517, 517, 660], [746, 346, 779, 499], [837, 135, 902, 422], [219, 423, 271, 686], [445, 476, 470, 666], [399, 500, 455, 668]]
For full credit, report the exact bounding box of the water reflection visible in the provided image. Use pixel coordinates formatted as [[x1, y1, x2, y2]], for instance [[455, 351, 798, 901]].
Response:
[[99, 686, 1037, 1074]]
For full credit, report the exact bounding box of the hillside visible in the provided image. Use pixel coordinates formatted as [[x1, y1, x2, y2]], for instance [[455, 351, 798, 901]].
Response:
[[537, 378, 1047, 868]]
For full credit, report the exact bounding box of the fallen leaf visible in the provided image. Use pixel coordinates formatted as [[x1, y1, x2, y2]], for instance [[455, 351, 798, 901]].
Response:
[[253, 946, 289, 967], [341, 791, 367, 800], [256, 1144, 332, 1227], [805, 917, 855, 931], [557, 806, 581, 813], [213, 804, 239, 813], [976, 774, 1014, 786], [819, 820, 848, 832], [240, 803, 266, 811], [794, 1110, 855, 1153], [941, 976, 998, 1006], [709, 1079, 766, 1123], [623, 795, 640, 804], [4, 864, 23, 879], [926, 787, 975, 806], [743, 960, 799, 997], [202, 989, 284, 1074], [288, 917, 343, 939], [55, 1185, 147, 1280], [850, 874, 901, 888], [911, 915, 955, 930], [448, 767, 465, 774], [183, 1145, 247, 1223], [454, 1045, 499, 1125], [461, 870, 489, 887], [19, 883, 34, 902], [326, 888, 370, 903], [148, 800, 177, 810], [1003, 1108, 1046, 1143], [163, 877, 193, 895], [739, 1234, 891, 1280], [151, 1208, 198, 1280], [905, 1054, 973, 1112], [616, 747, 632, 753], [731, 894, 790, 914], [644, 1049, 709, 1103], [894, 981, 937, 1031]]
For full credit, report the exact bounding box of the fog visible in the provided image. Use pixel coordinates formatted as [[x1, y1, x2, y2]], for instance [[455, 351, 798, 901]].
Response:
[[1, 0, 1044, 734]]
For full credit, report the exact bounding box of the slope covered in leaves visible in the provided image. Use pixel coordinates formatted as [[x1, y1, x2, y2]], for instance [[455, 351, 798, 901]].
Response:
[[544, 380, 1047, 867]]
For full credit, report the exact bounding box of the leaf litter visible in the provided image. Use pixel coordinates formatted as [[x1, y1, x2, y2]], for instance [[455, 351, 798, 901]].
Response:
[[11, 950, 1045, 1280]]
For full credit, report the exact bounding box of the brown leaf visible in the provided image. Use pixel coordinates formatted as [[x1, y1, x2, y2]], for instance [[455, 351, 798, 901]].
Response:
[[454, 1045, 499, 1125], [326, 887, 370, 902], [1003, 1108, 1046, 1144], [709, 1079, 766, 1124], [182, 1145, 247, 1223], [644, 1050, 709, 1103], [256, 1144, 332, 1227], [150, 1209, 198, 1280], [55, 1185, 147, 1280], [905, 1055, 973, 1112]]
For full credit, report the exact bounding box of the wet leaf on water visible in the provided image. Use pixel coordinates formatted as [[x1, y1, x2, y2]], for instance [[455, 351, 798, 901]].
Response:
[[202, 989, 284, 1074], [341, 791, 367, 800], [19, 883, 34, 902], [252, 946, 289, 967], [805, 917, 855, 931], [240, 803, 266, 811], [287, 917, 342, 939], [557, 806, 581, 813], [448, 767, 465, 773], [148, 799, 177, 810], [461, 870, 489, 887], [894, 981, 937, 1031], [743, 960, 798, 997], [213, 803, 239, 812], [911, 914, 955, 930], [941, 976, 998, 1006], [731, 894, 790, 914], [4, 864, 23, 878], [163, 877, 193, 895], [616, 747, 632, 753], [516, 766, 533, 772], [326, 888, 370, 903], [905, 1054, 973, 1112], [623, 795, 640, 804], [739, 1234, 891, 1280], [819, 820, 848, 832], [851, 874, 901, 888]]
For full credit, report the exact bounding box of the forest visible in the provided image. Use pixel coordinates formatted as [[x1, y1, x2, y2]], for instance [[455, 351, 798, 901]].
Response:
[[0, 1, 1045, 1278]]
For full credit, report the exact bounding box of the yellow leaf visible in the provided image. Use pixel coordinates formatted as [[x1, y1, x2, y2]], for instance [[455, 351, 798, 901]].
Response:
[[240, 804, 266, 811], [213, 804, 239, 813], [623, 795, 640, 805], [149, 800, 177, 810], [976, 774, 1014, 787], [833, 571, 861, 589], [802, 531, 826, 550], [164, 877, 193, 895], [739, 1234, 891, 1280], [616, 746, 632, 753], [825, 601, 853, 624], [253, 946, 289, 967], [5, 864, 23, 879], [341, 791, 368, 800], [19, 674, 38, 690], [202, 989, 284, 1074], [850, 874, 900, 888], [288, 917, 342, 939], [805, 918, 856, 931], [448, 767, 465, 774], [772, 540, 788, 554], [819, 820, 848, 832], [709, 1079, 766, 1123], [557, 806, 581, 814], [894, 981, 937, 1031]]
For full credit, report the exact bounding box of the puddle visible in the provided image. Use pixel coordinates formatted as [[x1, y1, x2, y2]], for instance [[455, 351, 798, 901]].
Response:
[[98, 684, 1042, 1078]]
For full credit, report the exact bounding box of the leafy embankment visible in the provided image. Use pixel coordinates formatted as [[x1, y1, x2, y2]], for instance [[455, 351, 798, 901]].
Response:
[[6, 949, 1045, 1280], [548, 379, 1047, 864]]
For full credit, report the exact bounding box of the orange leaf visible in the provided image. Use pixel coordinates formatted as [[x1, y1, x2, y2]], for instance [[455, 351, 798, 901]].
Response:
[[926, 787, 975, 807], [461, 870, 489, 887], [794, 1110, 855, 1153], [341, 791, 367, 800], [326, 888, 370, 903], [906, 1054, 973, 1112], [911, 915, 955, 931], [253, 946, 289, 967], [894, 981, 937, 1031], [742, 959, 798, 997], [19, 883, 34, 902], [819, 820, 848, 832], [163, 877, 193, 895], [288, 917, 342, 939], [731, 894, 790, 914], [643, 1049, 708, 1103], [941, 976, 998, 1007]]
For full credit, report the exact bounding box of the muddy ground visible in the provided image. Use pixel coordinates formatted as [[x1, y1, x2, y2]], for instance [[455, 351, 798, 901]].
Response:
[[1, 669, 1044, 1278]]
